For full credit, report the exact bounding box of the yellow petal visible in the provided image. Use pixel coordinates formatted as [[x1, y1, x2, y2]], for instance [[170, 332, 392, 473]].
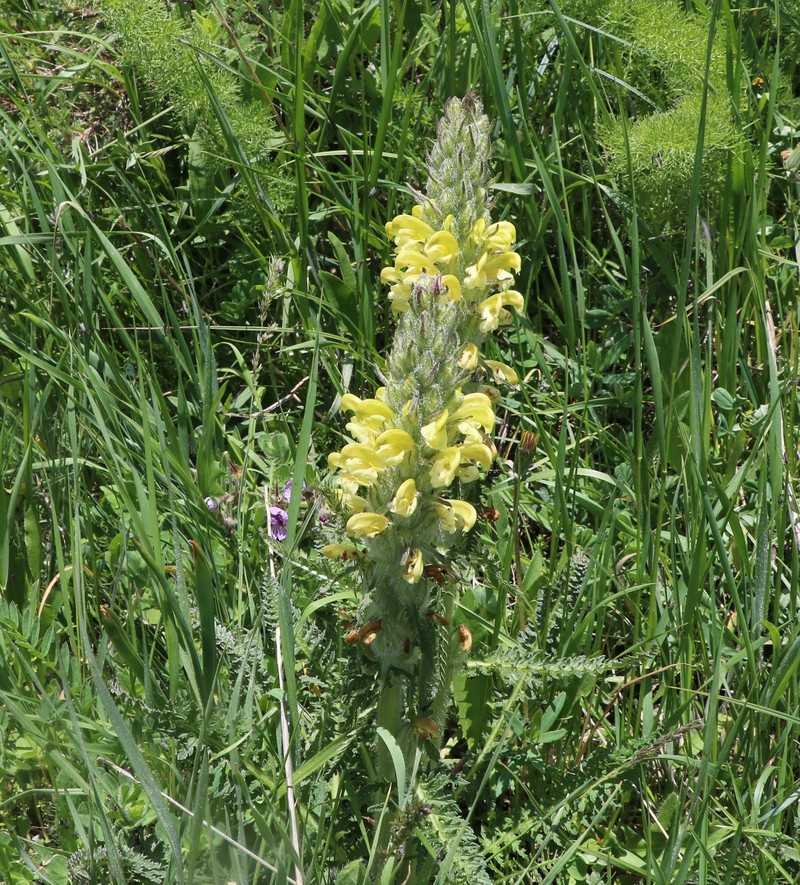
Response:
[[339, 442, 385, 468], [449, 499, 477, 531], [421, 409, 450, 450], [485, 221, 516, 251], [434, 502, 457, 533], [341, 395, 395, 421], [458, 465, 481, 483], [340, 491, 367, 512], [484, 251, 521, 279], [425, 230, 459, 263], [470, 218, 487, 245], [485, 360, 519, 385], [375, 429, 416, 466], [346, 512, 390, 538], [458, 343, 479, 371], [449, 392, 495, 431], [402, 548, 424, 583], [429, 447, 461, 488], [440, 274, 462, 301], [395, 249, 438, 275], [322, 544, 363, 560], [460, 442, 494, 470], [389, 478, 418, 517], [385, 214, 436, 247]]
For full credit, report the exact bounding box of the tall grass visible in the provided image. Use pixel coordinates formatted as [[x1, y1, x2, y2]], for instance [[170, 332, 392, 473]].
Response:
[[1, 0, 800, 881]]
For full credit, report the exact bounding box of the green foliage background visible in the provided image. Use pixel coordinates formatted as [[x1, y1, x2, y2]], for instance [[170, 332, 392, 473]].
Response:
[[1, 0, 800, 881]]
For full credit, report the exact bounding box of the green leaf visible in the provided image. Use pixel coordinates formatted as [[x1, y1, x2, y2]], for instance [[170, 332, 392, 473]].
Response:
[[376, 726, 407, 809], [453, 672, 491, 750], [336, 860, 369, 885]]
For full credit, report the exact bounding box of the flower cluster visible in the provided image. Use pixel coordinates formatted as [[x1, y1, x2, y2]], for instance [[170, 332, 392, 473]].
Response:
[[325, 385, 497, 581], [323, 95, 525, 750], [381, 207, 524, 334]]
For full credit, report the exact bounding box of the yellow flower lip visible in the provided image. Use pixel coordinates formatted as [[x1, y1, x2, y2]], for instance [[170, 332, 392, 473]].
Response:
[[429, 447, 461, 488], [322, 543, 363, 561], [421, 409, 450, 450], [424, 230, 459, 263], [477, 290, 525, 332], [374, 429, 415, 466], [485, 360, 519, 385], [339, 442, 385, 468], [395, 249, 439, 276], [485, 221, 517, 251], [459, 343, 479, 370], [346, 512, 391, 538], [385, 213, 436, 248], [341, 394, 395, 421], [402, 548, 424, 583], [449, 392, 495, 431], [464, 249, 521, 290], [460, 442, 494, 470], [437, 499, 478, 533], [338, 490, 367, 512], [440, 274, 462, 301], [389, 477, 418, 517], [471, 218, 517, 252]]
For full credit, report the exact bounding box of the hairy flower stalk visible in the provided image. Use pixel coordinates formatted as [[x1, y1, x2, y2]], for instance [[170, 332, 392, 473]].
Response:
[[326, 95, 524, 762]]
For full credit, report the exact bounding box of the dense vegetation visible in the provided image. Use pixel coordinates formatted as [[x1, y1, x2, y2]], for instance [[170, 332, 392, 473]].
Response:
[[1, 0, 800, 881]]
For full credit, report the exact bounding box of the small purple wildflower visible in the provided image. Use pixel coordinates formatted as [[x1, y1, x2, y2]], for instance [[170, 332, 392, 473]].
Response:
[[282, 479, 308, 502], [269, 506, 289, 541], [204, 496, 219, 512]]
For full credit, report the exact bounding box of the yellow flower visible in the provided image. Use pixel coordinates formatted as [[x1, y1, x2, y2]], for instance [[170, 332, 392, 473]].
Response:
[[424, 230, 459, 263], [341, 393, 395, 421], [322, 543, 363, 561], [338, 490, 367, 512], [435, 499, 477, 533], [458, 343, 479, 371], [344, 419, 379, 445], [477, 290, 525, 332], [385, 210, 436, 249], [335, 442, 385, 487], [389, 478, 418, 517], [421, 409, 450, 450], [395, 249, 439, 276], [449, 392, 495, 432], [485, 360, 519, 385], [374, 429, 415, 466], [471, 219, 516, 252], [460, 442, 494, 470], [450, 499, 477, 531], [464, 250, 521, 290], [440, 274, 462, 301], [402, 548, 424, 583], [339, 442, 385, 469], [429, 447, 461, 488], [458, 464, 481, 483], [346, 512, 391, 538]]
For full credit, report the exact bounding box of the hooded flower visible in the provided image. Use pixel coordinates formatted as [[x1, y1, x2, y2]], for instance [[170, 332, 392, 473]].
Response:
[[270, 506, 289, 541], [346, 512, 391, 538]]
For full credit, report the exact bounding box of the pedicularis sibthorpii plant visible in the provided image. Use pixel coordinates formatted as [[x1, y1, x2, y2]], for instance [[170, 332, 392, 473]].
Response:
[[324, 95, 523, 763]]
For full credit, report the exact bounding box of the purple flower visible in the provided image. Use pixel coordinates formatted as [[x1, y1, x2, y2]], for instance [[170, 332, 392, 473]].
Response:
[[282, 479, 308, 503], [204, 496, 219, 512], [269, 506, 289, 541]]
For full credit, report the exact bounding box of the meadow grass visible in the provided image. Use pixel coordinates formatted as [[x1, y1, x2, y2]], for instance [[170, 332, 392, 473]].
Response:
[[1, 0, 800, 882]]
